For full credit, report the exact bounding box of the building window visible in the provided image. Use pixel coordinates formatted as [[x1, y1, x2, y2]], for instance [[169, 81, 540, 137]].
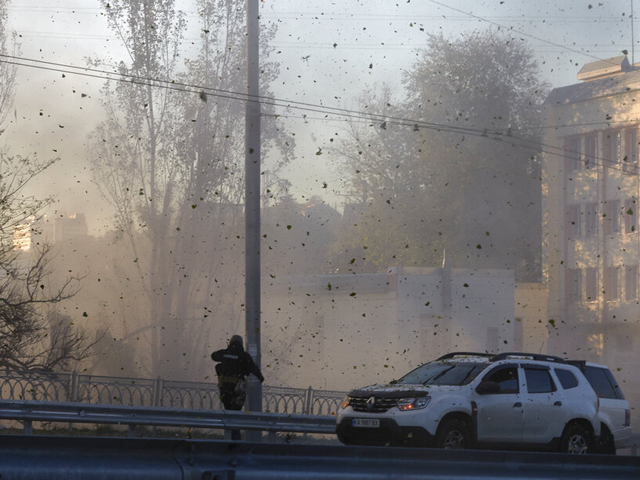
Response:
[[608, 130, 621, 165], [585, 268, 598, 302], [584, 135, 597, 169], [604, 266, 619, 301], [566, 138, 581, 172], [625, 265, 638, 301], [623, 129, 638, 172], [568, 204, 581, 238], [585, 203, 598, 237], [567, 268, 581, 304], [603, 200, 620, 236], [624, 198, 636, 234]]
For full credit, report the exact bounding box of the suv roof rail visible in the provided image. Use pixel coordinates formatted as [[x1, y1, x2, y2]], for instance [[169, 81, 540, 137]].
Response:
[[566, 360, 586, 370], [437, 352, 495, 361], [491, 352, 567, 363]]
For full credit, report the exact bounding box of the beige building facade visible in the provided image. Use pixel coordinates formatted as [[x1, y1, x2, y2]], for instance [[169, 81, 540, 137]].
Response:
[[262, 260, 546, 391], [542, 56, 640, 403]]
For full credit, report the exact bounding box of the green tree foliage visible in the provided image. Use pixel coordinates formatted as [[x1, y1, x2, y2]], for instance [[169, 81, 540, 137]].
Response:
[[334, 30, 549, 281]]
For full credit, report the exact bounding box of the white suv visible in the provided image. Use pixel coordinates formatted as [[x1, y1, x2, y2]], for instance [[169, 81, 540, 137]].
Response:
[[337, 352, 602, 454], [567, 360, 632, 454]]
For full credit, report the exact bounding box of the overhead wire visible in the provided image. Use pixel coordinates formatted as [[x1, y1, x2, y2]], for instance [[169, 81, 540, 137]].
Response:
[[427, 0, 619, 66], [0, 52, 517, 138], [1, 0, 639, 177], [0, 51, 638, 177]]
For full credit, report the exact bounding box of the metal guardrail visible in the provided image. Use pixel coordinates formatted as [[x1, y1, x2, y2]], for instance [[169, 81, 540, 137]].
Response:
[[0, 368, 346, 416], [1, 434, 639, 480], [0, 400, 337, 436]]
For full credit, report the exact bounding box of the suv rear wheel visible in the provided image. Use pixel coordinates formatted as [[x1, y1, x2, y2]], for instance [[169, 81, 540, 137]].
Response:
[[436, 418, 471, 449], [559, 424, 594, 454]]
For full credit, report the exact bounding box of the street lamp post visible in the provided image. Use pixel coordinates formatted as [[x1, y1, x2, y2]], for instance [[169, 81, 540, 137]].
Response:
[[245, 0, 262, 430]]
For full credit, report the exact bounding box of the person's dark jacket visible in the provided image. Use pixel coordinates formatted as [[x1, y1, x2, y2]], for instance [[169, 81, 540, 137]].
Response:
[[211, 341, 264, 383]]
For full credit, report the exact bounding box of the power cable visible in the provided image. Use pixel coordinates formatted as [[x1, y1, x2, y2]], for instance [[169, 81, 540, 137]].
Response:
[[0, 53, 518, 138], [427, 0, 615, 65], [0, 53, 637, 176]]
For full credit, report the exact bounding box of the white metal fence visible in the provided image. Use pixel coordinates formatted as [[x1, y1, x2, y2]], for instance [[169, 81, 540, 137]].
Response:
[[0, 368, 345, 416]]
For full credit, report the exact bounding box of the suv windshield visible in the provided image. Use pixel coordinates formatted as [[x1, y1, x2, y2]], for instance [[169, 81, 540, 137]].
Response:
[[396, 361, 489, 386]]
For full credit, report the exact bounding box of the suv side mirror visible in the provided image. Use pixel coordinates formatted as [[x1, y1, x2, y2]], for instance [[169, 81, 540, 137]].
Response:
[[476, 380, 500, 395]]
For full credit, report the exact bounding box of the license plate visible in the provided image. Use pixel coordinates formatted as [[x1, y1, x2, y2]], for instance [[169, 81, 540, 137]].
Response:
[[352, 418, 380, 428]]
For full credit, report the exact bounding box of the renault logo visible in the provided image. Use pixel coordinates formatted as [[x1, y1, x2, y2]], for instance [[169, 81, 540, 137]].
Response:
[[366, 396, 376, 411]]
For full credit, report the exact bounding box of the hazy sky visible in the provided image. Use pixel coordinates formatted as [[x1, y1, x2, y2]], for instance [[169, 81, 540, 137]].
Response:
[[3, 0, 637, 232]]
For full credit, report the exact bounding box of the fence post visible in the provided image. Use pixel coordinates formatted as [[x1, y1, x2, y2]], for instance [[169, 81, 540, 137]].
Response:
[[68, 371, 78, 432], [70, 371, 78, 402], [153, 377, 163, 407], [152, 377, 163, 437], [304, 387, 313, 415]]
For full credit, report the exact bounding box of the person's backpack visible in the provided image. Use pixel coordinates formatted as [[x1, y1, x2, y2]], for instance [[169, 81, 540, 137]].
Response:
[[234, 378, 247, 395]]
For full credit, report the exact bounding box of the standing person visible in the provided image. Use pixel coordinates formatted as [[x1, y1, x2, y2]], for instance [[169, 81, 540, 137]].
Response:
[[211, 335, 264, 440]]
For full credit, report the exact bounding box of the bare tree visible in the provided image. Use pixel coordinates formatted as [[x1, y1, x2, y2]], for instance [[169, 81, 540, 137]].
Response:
[[0, 0, 96, 372], [0, 158, 98, 371]]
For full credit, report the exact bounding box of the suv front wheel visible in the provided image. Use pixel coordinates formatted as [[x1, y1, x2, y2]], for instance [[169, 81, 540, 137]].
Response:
[[436, 417, 472, 449], [559, 423, 594, 454]]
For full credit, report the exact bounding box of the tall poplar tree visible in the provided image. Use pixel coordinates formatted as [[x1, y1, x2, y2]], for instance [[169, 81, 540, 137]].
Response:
[[89, 0, 290, 379]]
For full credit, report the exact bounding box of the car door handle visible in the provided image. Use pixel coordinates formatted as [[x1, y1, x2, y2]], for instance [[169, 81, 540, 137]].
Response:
[[554, 401, 562, 406], [513, 402, 522, 407]]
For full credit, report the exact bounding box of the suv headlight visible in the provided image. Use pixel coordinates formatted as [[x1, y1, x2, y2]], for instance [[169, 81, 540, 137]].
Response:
[[397, 396, 430, 411], [341, 396, 351, 409]]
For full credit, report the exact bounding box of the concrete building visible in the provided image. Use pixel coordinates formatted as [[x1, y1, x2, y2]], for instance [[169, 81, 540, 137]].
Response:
[[542, 55, 640, 402], [13, 214, 89, 251], [262, 256, 546, 391], [41, 213, 89, 244]]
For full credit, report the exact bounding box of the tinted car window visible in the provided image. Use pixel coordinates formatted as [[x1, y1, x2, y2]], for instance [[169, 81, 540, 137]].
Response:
[[524, 367, 556, 393], [396, 361, 489, 386], [583, 366, 623, 399], [483, 366, 519, 394], [555, 368, 579, 389]]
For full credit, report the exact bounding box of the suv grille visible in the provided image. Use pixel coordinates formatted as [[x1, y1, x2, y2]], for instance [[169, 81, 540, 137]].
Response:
[[349, 395, 398, 413]]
